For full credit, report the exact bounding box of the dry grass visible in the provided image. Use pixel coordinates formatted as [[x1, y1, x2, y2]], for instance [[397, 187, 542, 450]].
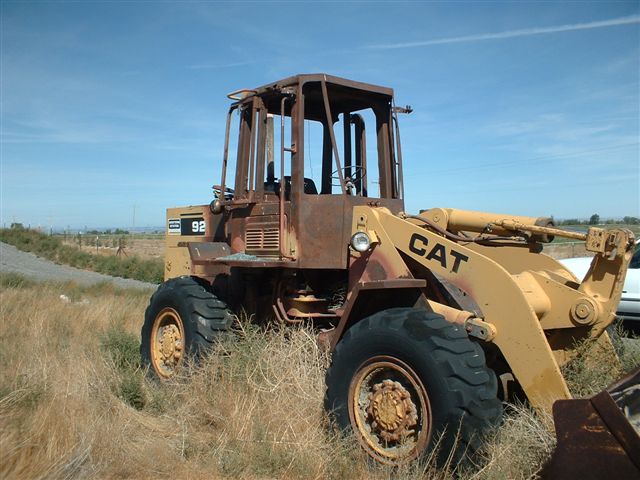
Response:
[[1, 275, 638, 479], [561, 324, 639, 398], [467, 404, 555, 480], [466, 326, 640, 480], [61, 237, 165, 261], [0, 277, 372, 479]]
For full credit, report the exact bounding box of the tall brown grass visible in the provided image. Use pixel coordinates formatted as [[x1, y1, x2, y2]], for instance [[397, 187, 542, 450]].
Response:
[[0, 277, 369, 479], [1, 275, 638, 479]]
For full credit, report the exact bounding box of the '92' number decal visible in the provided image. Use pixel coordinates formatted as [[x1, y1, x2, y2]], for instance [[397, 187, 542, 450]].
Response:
[[192, 220, 206, 233], [168, 217, 206, 236], [178, 217, 206, 236]]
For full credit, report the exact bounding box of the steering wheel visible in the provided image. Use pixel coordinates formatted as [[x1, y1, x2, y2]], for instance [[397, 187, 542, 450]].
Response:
[[213, 185, 234, 200], [331, 166, 366, 193]]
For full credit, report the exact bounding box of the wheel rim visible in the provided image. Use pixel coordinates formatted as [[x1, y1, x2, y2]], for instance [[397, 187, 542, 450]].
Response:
[[348, 355, 432, 464], [150, 307, 185, 378]]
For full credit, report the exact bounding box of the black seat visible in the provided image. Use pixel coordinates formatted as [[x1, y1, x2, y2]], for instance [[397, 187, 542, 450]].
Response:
[[303, 177, 318, 195], [266, 176, 318, 198]]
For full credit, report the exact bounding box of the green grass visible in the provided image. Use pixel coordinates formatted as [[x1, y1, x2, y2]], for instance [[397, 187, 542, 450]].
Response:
[[0, 227, 163, 283], [100, 325, 146, 410], [100, 324, 142, 372], [0, 272, 36, 289]]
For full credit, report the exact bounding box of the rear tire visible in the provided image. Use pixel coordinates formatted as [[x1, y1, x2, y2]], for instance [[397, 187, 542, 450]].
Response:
[[141, 276, 233, 379], [325, 308, 502, 466]]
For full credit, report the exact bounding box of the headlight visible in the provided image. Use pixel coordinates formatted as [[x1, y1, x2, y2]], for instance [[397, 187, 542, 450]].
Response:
[[350, 232, 371, 252]]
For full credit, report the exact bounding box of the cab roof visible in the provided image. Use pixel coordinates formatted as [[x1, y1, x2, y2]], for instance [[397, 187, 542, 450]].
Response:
[[232, 74, 395, 120]]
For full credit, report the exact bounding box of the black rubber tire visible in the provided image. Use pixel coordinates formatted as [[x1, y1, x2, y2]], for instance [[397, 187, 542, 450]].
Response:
[[140, 276, 234, 379], [325, 308, 502, 466]]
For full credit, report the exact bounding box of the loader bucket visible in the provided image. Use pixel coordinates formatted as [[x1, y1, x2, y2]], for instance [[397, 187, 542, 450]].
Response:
[[541, 367, 640, 479]]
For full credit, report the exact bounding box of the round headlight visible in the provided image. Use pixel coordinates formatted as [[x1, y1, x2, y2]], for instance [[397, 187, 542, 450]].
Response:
[[350, 232, 371, 252]]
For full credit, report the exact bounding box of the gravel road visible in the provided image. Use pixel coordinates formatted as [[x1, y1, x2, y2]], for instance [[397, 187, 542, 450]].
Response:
[[0, 242, 157, 290]]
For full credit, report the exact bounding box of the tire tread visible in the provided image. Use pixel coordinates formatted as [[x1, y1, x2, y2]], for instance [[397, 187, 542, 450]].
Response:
[[325, 307, 502, 465], [141, 276, 234, 375]]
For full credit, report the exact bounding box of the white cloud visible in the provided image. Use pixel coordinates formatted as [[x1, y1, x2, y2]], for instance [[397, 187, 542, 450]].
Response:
[[366, 15, 640, 50]]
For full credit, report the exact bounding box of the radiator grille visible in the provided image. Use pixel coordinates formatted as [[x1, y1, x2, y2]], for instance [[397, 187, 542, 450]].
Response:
[[246, 227, 280, 254]]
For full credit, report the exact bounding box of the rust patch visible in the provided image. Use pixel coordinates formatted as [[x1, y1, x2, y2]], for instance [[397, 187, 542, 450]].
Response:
[[541, 368, 640, 479]]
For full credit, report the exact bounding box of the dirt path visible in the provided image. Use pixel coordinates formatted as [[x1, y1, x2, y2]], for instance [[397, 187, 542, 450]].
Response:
[[0, 242, 157, 290]]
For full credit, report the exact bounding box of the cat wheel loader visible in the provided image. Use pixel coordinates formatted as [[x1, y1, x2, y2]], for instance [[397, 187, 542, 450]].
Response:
[[140, 74, 637, 465]]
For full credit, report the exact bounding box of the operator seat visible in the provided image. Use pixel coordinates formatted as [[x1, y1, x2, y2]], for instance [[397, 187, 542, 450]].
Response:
[[267, 176, 318, 199]]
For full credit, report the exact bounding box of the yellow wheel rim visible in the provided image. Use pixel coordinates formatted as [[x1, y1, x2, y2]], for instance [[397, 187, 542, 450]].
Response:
[[150, 307, 185, 378], [348, 356, 432, 464]]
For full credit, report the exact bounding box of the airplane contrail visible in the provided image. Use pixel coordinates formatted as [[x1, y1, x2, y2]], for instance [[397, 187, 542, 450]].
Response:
[[366, 15, 640, 50]]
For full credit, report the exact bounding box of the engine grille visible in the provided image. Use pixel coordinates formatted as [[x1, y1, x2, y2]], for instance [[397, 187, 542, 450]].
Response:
[[246, 227, 280, 255]]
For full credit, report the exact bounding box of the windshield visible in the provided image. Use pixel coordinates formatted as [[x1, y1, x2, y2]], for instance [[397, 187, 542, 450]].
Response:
[[630, 245, 640, 269]]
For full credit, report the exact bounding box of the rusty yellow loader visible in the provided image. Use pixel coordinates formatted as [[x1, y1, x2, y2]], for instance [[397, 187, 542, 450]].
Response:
[[140, 74, 637, 466]]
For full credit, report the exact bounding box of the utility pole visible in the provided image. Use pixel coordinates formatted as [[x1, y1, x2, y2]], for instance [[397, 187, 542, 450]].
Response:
[[131, 204, 137, 248]]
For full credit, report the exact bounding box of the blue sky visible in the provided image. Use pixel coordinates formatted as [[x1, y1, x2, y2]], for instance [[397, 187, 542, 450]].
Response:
[[1, 1, 638, 230]]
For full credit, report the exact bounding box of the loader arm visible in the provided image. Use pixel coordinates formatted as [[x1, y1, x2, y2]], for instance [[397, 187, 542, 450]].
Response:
[[351, 206, 635, 414]]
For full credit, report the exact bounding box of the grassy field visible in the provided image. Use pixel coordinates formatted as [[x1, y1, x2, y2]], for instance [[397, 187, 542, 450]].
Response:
[[547, 223, 640, 243], [0, 228, 163, 283], [1, 274, 638, 479], [542, 223, 639, 259], [60, 224, 640, 264], [5, 223, 636, 285], [58, 234, 165, 261]]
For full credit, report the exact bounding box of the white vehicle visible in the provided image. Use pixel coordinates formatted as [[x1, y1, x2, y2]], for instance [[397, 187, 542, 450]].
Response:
[[561, 239, 639, 330]]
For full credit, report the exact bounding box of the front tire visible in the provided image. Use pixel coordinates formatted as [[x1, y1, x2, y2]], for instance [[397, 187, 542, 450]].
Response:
[[141, 276, 233, 379], [325, 308, 502, 466]]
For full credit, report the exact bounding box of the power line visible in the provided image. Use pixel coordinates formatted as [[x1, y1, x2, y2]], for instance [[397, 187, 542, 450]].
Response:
[[412, 142, 639, 177]]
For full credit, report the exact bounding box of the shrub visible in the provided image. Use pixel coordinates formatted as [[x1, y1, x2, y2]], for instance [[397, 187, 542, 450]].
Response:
[[100, 324, 141, 372], [0, 272, 35, 289], [118, 370, 146, 410], [100, 324, 146, 410], [0, 228, 163, 283]]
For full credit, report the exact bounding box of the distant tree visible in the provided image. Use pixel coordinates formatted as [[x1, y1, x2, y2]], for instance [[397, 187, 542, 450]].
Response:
[[623, 216, 640, 225], [10, 222, 24, 230], [589, 214, 600, 225], [560, 219, 580, 226], [114, 228, 129, 235]]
